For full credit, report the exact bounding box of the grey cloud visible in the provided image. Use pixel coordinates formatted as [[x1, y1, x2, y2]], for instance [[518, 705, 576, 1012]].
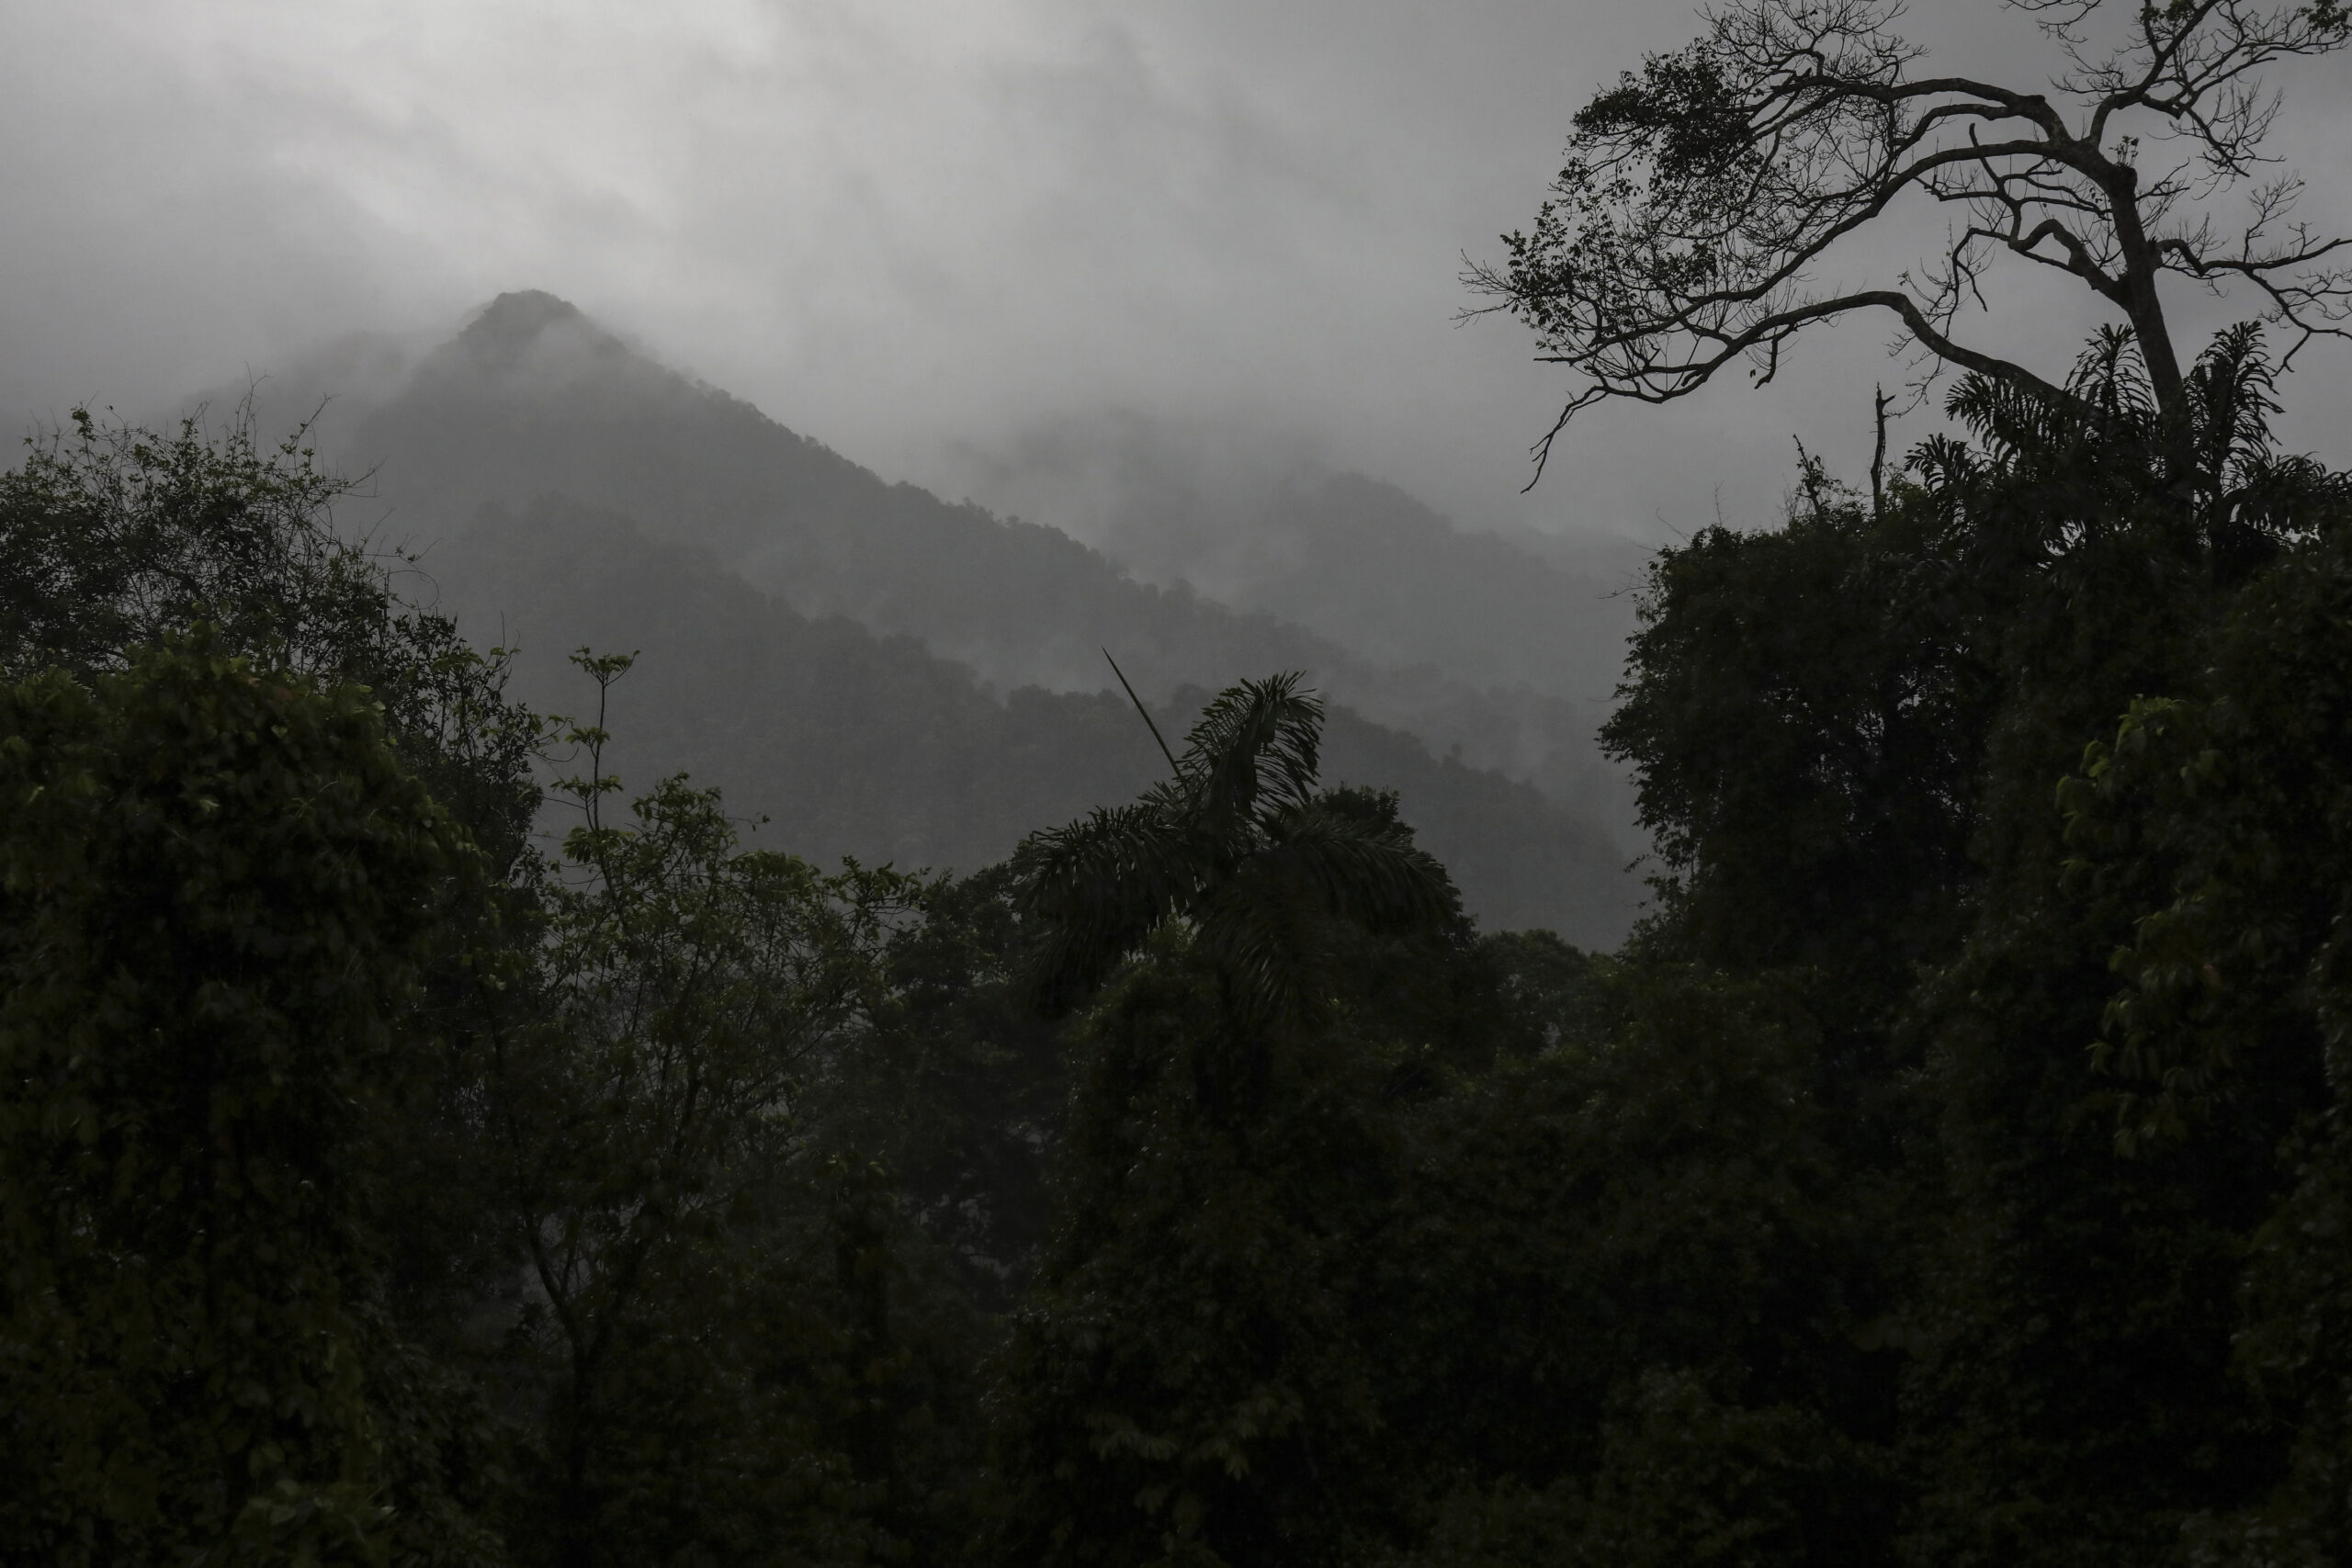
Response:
[[3, 0, 2347, 547]]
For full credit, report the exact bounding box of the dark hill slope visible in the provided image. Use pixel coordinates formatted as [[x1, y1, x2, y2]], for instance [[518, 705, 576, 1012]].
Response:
[[962, 421, 1638, 704], [428, 498, 1637, 945], [351, 293, 1349, 693], [346, 293, 1621, 818], [1186, 469, 1632, 704]]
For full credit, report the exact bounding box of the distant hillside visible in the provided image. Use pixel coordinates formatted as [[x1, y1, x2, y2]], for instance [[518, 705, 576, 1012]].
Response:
[[339, 292, 1629, 824], [163, 289, 1648, 939], [945, 417, 1642, 705], [426, 499, 1640, 945], [1148, 468, 1635, 705]]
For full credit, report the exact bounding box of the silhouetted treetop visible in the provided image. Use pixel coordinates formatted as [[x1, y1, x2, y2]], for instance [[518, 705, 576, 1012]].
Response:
[[1011, 673, 1457, 1031], [1470, 0, 2352, 479]]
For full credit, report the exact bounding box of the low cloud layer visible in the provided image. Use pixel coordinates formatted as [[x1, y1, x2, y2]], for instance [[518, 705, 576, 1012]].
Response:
[[5, 0, 2349, 544]]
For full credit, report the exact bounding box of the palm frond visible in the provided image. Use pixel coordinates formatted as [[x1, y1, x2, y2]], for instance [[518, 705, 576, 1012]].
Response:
[[1947, 368, 2091, 466], [2066, 325, 2155, 425], [1010, 802, 1196, 1010], [1256, 795, 1459, 935], [1007, 677, 1457, 1039], [1904, 434, 1981, 492], [1178, 673, 1323, 830], [2187, 321, 2280, 494], [1192, 792, 1458, 1032], [1193, 863, 1329, 1032]]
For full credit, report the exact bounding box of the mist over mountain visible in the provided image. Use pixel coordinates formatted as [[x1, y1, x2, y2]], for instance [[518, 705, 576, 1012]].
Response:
[[426, 499, 1635, 944], [301, 292, 1634, 831], [217, 290, 1648, 940], [939, 412, 1645, 705]]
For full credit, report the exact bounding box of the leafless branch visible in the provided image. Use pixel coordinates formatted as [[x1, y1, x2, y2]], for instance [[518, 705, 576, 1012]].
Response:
[[1473, 0, 2352, 480]]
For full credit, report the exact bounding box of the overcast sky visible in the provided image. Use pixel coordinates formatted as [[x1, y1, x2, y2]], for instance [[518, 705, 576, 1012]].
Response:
[[5, 0, 2348, 545]]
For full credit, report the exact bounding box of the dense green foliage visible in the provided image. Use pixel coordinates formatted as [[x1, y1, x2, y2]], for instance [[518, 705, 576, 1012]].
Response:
[[8, 301, 2352, 1566], [0, 406, 538, 869], [0, 637, 496, 1566], [1585, 324, 2352, 1565]]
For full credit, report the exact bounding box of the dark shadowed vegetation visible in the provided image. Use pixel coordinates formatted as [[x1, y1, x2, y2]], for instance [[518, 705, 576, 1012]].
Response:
[[8, 5, 2352, 1560], [12, 307, 2352, 1565]]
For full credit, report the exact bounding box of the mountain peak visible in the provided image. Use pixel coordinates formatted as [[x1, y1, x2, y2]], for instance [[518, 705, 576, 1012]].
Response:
[[419, 289, 645, 391], [461, 289, 585, 347]]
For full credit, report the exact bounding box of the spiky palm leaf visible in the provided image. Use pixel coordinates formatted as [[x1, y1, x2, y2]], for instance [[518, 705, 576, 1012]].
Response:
[[1011, 674, 1456, 1031], [1923, 321, 2348, 573], [1012, 800, 1195, 1013], [1177, 674, 1324, 833]]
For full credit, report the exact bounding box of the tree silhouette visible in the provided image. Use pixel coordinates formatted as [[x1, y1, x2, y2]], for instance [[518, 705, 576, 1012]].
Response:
[[1469, 0, 2352, 480], [1011, 673, 1456, 1040]]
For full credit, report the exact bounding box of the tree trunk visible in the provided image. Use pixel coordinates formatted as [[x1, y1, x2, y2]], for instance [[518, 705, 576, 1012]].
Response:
[[2106, 164, 2199, 505]]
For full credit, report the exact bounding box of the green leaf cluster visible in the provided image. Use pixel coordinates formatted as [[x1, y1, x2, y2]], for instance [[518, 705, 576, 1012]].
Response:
[[0, 635, 496, 1567]]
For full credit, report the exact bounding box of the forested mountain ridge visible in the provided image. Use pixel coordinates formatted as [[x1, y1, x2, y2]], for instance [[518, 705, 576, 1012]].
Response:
[[204, 288, 1644, 937], [952, 421, 1644, 702], [328, 291, 1627, 821], [428, 498, 1636, 942]]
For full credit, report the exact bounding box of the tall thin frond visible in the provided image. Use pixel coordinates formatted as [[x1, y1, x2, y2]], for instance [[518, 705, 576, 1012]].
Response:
[[2188, 321, 2281, 493], [1009, 679, 1457, 1034], [1179, 674, 1323, 830]]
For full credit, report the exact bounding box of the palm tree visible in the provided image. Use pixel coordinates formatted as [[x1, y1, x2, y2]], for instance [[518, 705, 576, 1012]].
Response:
[[1010, 671, 1457, 1043]]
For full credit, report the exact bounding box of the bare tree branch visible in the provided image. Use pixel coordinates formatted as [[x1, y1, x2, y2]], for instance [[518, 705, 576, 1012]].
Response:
[[1472, 0, 2352, 482]]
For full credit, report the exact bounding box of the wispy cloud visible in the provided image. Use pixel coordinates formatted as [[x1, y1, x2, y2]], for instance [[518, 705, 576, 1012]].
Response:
[[5, 0, 2346, 536]]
